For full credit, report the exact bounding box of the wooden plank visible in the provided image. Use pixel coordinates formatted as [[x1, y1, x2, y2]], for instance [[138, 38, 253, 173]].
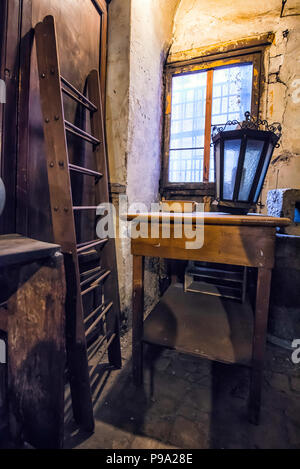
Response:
[[131, 224, 276, 268], [126, 212, 291, 227], [92, 0, 108, 108], [15, 0, 33, 236], [167, 32, 274, 64], [7, 252, 66, 449], [143, 284, 253, 366], [249, 267, 272, 424], [35, 15, 94, 433], [0, 0, 21, 234], [203, 69, 213, 182], [0, 234, 60, 267], [160, 200, 197, 213], [35, 15, 78, 253], [132, 255, 144, 385]]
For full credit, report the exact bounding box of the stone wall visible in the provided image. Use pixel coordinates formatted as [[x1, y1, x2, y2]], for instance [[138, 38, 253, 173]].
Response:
[[170, 0, 300, 211]]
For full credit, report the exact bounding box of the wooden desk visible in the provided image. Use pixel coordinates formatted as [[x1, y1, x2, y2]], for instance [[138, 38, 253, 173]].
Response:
[[0, 234, 66, 448], [127, 212, 290, 424]]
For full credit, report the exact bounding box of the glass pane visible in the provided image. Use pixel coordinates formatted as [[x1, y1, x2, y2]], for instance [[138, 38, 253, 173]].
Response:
[[223, 139, 241, 200], [210, 63, 253, 182], [169, 71, 207, 182], [169, 148, 204, 183], [168, 62, 253, 183], [238, 139, 264, 201], [254, 143, 274, 203], [212, 63, 253, 128]]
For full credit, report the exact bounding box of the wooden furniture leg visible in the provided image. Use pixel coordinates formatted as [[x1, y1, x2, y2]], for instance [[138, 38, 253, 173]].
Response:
[[132, 255, 144, 386], [249, 267, 272, 425]]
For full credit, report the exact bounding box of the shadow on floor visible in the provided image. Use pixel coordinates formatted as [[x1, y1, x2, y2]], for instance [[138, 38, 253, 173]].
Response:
[[64, 342, 300, 449]]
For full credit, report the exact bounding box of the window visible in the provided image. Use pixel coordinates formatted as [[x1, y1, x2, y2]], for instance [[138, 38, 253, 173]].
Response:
[[162, 52, 262, 191]]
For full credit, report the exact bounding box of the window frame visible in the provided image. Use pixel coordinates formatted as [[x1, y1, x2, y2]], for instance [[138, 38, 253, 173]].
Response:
[[161, 50, 263, 193]]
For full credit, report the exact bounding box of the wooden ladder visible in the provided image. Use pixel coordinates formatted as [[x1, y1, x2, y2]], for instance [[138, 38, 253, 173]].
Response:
[[35, 15, 121, 432]]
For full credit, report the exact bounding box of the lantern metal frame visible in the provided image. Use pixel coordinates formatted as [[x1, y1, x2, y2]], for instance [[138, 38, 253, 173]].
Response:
[[212, 112, 282, 214]]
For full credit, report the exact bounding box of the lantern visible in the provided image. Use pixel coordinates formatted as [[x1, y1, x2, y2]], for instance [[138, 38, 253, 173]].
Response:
[[212, 112, 282, 214]]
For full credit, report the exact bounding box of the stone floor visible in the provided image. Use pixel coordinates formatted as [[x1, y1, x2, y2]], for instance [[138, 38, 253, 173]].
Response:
[[64, 332, 300, 449]]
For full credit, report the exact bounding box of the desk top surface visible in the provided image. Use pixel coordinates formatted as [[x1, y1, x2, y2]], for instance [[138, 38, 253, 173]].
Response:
[[0, 234, 60, 267], [126, 212, 291, 227]]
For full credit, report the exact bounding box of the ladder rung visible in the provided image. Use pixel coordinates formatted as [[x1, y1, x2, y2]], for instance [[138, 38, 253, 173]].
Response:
[[69, 163, 102, 179], [85, 308, 106, 338], [81, 270, 111, 296], [65, 120, 100, 145], [85, 302, 113, 337], [77, 239, 108, 253], [89, 333, 116, 377], [87, 334, 107, 361], [91, 367, 112, 399], [80, 266, 101, 279], [61, 85, 97, 113], [84, 300, 105, 324], [80, 270, 104, 288], [61, 76, 97, 111]]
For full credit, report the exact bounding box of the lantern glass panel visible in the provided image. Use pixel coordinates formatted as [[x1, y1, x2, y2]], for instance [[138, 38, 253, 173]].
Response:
[[254, 142, 274, 203], [223, 139, 241, 200], [214, 140, 221, 199], [238, 139, 265, 201]]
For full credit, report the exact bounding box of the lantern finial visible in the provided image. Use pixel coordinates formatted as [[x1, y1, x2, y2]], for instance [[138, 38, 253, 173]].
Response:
[[212, 112, 282, 143]]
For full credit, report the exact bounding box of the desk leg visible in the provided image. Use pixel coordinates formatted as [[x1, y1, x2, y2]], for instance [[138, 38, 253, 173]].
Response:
[[249, 267, 272, 425], [132, 255, 144, 386]]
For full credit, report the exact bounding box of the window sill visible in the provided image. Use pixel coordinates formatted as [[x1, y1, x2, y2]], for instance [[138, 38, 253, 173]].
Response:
[[161, 182, 215, 197]]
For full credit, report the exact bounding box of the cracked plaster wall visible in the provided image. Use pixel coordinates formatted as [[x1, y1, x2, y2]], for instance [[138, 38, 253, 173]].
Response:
[[106, 0, 180, 323], [170, 0, 300, 211]]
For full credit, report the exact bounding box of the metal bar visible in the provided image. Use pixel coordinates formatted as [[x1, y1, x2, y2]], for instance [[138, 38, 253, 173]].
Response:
[[81, 270, 111, 296], [220, 138, 225, 199], [69, 163, 102, 179], [248, 139, 270, 203], [169, 146, 204, 151], [60, 76, 97, 112], [62, 86, 96, 113], [65, 120, 100, 145], [85, 302, 113, 337], [77, 238, 108, 253], [280, 0, 287, 18], [89, 333, 116, 377], [203, 69, 214, 182], [233, 135, 247, 201]]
